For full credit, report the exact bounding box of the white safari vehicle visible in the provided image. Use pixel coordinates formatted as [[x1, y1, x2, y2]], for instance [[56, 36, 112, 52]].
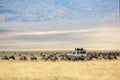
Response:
[[66, 48, 88, 57]]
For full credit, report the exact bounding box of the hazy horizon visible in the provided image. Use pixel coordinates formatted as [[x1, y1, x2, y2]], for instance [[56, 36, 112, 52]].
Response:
[[0, 0, 120, 50]]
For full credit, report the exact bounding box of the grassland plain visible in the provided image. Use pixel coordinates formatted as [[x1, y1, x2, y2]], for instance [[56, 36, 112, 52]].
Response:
[[0, 59, 120, 80]]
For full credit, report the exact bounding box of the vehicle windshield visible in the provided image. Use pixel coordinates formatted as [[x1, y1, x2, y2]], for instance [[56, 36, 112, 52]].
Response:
[[81, 51, 86, 54], [68, 51, 75, 54]]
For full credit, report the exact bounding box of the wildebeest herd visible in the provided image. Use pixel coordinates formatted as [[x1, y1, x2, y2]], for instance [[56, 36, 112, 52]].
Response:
[[0, 51, 120, 61]]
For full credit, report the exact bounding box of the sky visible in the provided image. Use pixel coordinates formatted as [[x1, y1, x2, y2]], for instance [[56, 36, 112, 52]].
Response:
[[0, 0, 120, 50]]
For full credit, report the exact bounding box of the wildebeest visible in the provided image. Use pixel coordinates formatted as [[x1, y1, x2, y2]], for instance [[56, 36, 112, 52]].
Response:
[[41, 56, 49, 61], [30, 56, 37, 61], [49, 54, 58, 61], [78, 56, 85, 61], [1, 55, 9, 60], [0, 50, 119, 62], [49, 56, 58, 61], [86, 54, 93, 60], [108, 53, 117, 60], [60, 55, 68, 60], [9, 55, 15, 60], [19, 56, 28, 61], [102, 52, 117, 60], [41, 54, 58, 61]]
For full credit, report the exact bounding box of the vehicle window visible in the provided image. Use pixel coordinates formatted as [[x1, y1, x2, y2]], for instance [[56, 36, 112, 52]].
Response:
[[73, 52, 75, 54], [69, 51, 75, 54], [81, 51, 86, 54]]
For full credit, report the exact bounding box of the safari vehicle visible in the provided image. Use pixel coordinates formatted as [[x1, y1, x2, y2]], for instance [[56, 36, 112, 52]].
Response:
[[66, 48, 88, 57]]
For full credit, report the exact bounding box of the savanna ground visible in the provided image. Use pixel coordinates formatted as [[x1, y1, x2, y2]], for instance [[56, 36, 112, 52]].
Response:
[[0, 50, 120, 80], [0, 59, 120, 80]]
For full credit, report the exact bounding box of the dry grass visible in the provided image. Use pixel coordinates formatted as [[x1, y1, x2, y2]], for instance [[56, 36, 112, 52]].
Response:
[[0, 59, 120, 80]]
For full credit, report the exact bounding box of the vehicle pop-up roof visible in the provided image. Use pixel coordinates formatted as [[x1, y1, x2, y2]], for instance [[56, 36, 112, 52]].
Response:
[[75, 48, 84, 51]]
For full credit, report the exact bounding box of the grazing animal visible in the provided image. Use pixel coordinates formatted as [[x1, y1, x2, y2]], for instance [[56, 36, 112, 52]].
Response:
[[9, 55, 15, 60], [30, 56, 37, 61], [79, 56, 85, 61], [102, 53, 108, 60], [113, 53, 117, 59], [19, 56, 27, 61], [1, 55, 9, 60], [87, 55, 93, 60], [60, 55, 68, 60], [41, 57, 49, 61], [102, 53, 117, 60], [49, 56, 58, 61], [41, 54, 58, 61]]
